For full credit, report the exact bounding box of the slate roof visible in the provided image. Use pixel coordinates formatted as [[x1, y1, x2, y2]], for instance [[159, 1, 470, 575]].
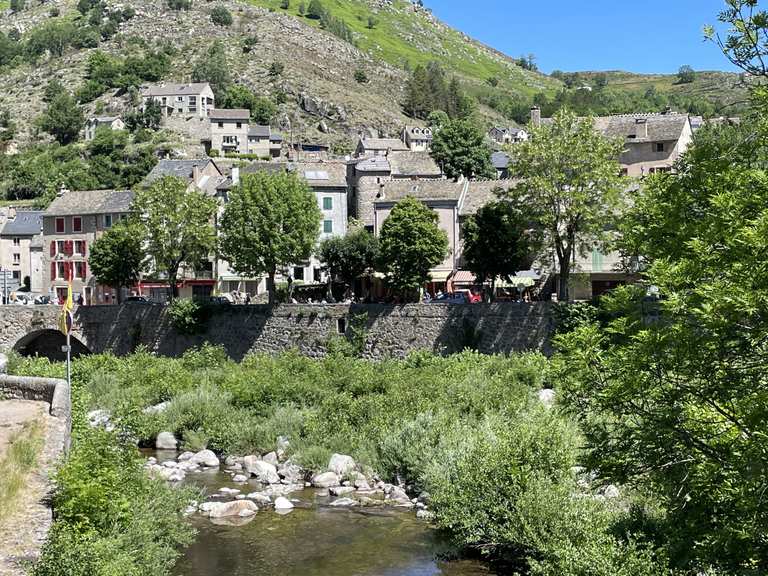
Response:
[[358, 138, 409, 152], [375, 179, 465, 204], [353, 156, 391, 173], [270, 133, 283, 142], [45, 190, 134, 217], [241, 162, 288, 176], [460, 180, 516, 216], [140, 82, 212, 97], [289, 162, 348, 188], [0, 211, 43, 236], [403, 126, 433, 140], [248, 125, 271, 138], [388, 151, 442, 177], [142, 159, 219, 185], [593, 113, 690, 143], [491, 151, 510, 170], [210, 108, 250, 121], [88, 116, 121, 124]]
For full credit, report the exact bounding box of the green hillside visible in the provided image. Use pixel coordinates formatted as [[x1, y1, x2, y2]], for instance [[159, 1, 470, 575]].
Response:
[[246, 0, 561, 97]]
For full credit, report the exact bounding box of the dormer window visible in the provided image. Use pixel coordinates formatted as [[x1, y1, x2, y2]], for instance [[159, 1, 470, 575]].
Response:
[[655, 143, 665, 152]]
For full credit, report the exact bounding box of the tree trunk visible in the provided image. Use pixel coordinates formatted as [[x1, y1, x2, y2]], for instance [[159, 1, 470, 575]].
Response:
[[168, 269, 178, 303], [116, 284, 123, 304], [557, 245, 572, 302], [490, 277, 496, 303], [267, 269, 276, 305]]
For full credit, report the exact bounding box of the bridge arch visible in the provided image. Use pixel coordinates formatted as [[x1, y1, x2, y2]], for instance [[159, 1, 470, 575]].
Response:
[[13, 329, 91, 361]]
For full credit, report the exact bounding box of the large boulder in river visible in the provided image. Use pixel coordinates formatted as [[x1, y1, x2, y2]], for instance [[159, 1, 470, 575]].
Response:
[[328, 454, 356, 477], [190, 449, 220, 467], [155, 431, 178, 450], [312, 471, 340, 488], [243, 456, 280, 484], [208, 500, 258, 518], [262, 451, 279, 467], [273, 496, 294, 510]]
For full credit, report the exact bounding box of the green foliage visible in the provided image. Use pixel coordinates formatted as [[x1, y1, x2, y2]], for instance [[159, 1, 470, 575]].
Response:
[[78, 48, 171, 102], [280, 0, 290, 8], [268, 61, 285, 77], [133, 176, 218, 300], [210, 5, 233, 26], [167, 0, 192, 9], [318, 223, 379, 291], [506, 109, 625, 301], [677, 64, 695, 84], [124, 99, 163, 132], [430, 117, 494, 179], [89, 221, 145, 301], [221, 85, 277, 124], [319, 11, 356, 45], [242, 34, 259, 52], [403, 62, 475, 120], [378, 196, 448, 297], [461, 199, 539, 294], [306, 0, 324, 19], [32, 428, 194, 576], [192, 41, 231, 99], [219, 171, 321, 304], [551, 301, 598, 334], [167, 298, 209, 335], [353, 68, 368, 83], [39, 91, 83, 145], [554, 119, 768, 572], [9, 0, 24, 12], [25, 19, 76, 60], [0, 109, 15, 148]]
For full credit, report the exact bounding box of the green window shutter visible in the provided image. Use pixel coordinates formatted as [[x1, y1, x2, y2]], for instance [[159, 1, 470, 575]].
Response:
[[323, 197, 333, 210], [592, 249, 604, 272], [323, 220, 333, 234]]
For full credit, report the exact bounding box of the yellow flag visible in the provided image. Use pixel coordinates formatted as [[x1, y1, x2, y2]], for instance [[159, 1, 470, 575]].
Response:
[[58, 278, 73, 335]]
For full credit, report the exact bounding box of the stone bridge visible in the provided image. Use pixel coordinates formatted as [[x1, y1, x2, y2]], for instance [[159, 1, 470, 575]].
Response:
[[0, 302, 555, 361]]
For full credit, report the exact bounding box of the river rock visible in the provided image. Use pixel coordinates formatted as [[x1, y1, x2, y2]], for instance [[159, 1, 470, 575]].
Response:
[[219, 487, 241, 495], [278, 462, 304, 483], [199, 502, 217, 514], [330, 486, 356, 496], [274, 496, 294, 510], [312, 471, 340, 488], [328, 454, 356, 477], [537, 388, 555, 408], [143, 401, 170, 414], [238, 508, 257, 517], [351, 472, 370, 490], [232, 474, 248, 483], [191, 449, 220, 467], [601, 484, 620, 499], [88, 409, 114, 431], [262, 451, 279, 467], [276, 436, 290, 459], [178, 451, 195, 462], [358, 496, 383, 507], [208, 500, 258, 518], [416, 509, 435, 520], [330, 497, 359, 507], [156, 432, 178, 450], [243, 456, 280, 484], [246, 492, 272, 506]]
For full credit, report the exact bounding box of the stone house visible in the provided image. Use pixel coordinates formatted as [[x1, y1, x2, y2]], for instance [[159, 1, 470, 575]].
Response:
[[247, 125, 283, 159], [488, 126, 528, 145], [347, 151, 443, 230], [402, 126, 433, 152], [533, 107, 694, 177], [491, 151, 510, 179], [83, 116, 125, 141], [42, 189, 134, 304], [141, 158, 225, 196], [140, 82, 215, 119], [208, 108, 250, 155], [0, 209, 43, 292], [354, 137, 409, 157]]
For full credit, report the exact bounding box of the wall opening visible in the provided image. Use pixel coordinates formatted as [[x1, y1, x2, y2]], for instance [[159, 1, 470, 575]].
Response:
[[13, 329, 91, 361], [337, 318, 347, 334]]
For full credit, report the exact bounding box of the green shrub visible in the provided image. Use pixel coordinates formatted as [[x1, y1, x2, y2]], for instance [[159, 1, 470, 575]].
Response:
[[167, 298, 208, 335], [210, 5, 233, 26], [354, 68, 368, 83]]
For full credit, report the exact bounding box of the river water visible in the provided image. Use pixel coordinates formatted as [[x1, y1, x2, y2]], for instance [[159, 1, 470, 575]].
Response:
[[172, 465, 494, 576]]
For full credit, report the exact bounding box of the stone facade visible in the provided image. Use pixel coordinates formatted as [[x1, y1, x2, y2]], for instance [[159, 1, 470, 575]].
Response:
[[0, 303, 554, 361]]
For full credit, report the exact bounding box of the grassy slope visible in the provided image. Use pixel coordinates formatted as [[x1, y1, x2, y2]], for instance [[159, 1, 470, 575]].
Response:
[[577, 70, 749, 112], [245, 0, 561, 97]]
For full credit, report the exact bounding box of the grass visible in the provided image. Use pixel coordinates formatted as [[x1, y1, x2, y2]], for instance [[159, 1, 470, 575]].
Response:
[[0, 419, 45, 523], [247, 0, 562, 97]]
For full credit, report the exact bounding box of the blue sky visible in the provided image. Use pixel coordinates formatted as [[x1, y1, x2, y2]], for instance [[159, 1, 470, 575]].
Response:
[[427, 0, 737, 74]]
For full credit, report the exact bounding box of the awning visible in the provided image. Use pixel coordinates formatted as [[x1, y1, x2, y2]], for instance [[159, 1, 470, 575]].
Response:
[[452, 270, 477, 284], [182, 279, 216, 286], [219, 276, 262, 282], [498, 277, 535, 288], [428, 270, 453, 282]]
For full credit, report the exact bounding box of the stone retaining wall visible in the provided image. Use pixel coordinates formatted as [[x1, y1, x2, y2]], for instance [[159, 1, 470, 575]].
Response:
[[1, 302, 554, 360]]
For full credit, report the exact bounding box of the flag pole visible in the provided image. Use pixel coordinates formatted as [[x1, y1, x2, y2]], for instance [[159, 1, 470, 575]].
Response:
[[66, 328, 71, 392]]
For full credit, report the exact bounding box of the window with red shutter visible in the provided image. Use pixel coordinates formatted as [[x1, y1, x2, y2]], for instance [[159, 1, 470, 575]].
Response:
[[82, 262, 87, 279], [51, 262, 56, 279], [65, 240, 73, 256], [82, 242, 87, 257], [73, 217, 82, 232], [50, 241, 56, 257], [55, 218, 65, 233]]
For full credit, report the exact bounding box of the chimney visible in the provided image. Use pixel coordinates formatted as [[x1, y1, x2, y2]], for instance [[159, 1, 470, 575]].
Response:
[[7, 207, 16, 220], [58, 185, 69, 197], [635, 118, 648, 139], [231, 166, 240, 186], [530, 106, 541, 128], [192, 163, 201, 184]]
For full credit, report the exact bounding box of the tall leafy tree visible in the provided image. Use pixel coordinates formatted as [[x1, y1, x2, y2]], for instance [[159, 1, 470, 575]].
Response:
[[39, 91, 83, 145], [555, 121, 768, 572], [306, 0, 324, 19], [133, 176, 217, 301], [89, 221, 145, 303], [505, 109, 625, 301], [378, 196, 448, 299], [192, 41, 231, 100], [318, 223, 379, 296], [461, 200, 539, 299], [221, 85, 276, 124], [219, 172, 321, 304], [430, 118, 494, 180]]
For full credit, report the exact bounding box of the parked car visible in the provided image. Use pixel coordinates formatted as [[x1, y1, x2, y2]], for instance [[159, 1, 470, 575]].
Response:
[[124, 295, 150, 304], [33, 294, 51, 305], [208, 296, 232, 305], [454, 289, 483, 304], [432, 292, 469, 304]]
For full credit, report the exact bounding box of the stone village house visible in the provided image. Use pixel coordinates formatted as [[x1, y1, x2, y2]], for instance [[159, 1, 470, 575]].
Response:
[[83, 116, 125, 141], [0, 209, 44, 293], [140, 82, 215, 119], [204, 108, 283, 158], [42, 189, 134, 304]]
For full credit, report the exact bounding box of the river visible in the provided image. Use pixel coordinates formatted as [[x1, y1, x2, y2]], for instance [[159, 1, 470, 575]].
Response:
[[172, 464, 494, 576]]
